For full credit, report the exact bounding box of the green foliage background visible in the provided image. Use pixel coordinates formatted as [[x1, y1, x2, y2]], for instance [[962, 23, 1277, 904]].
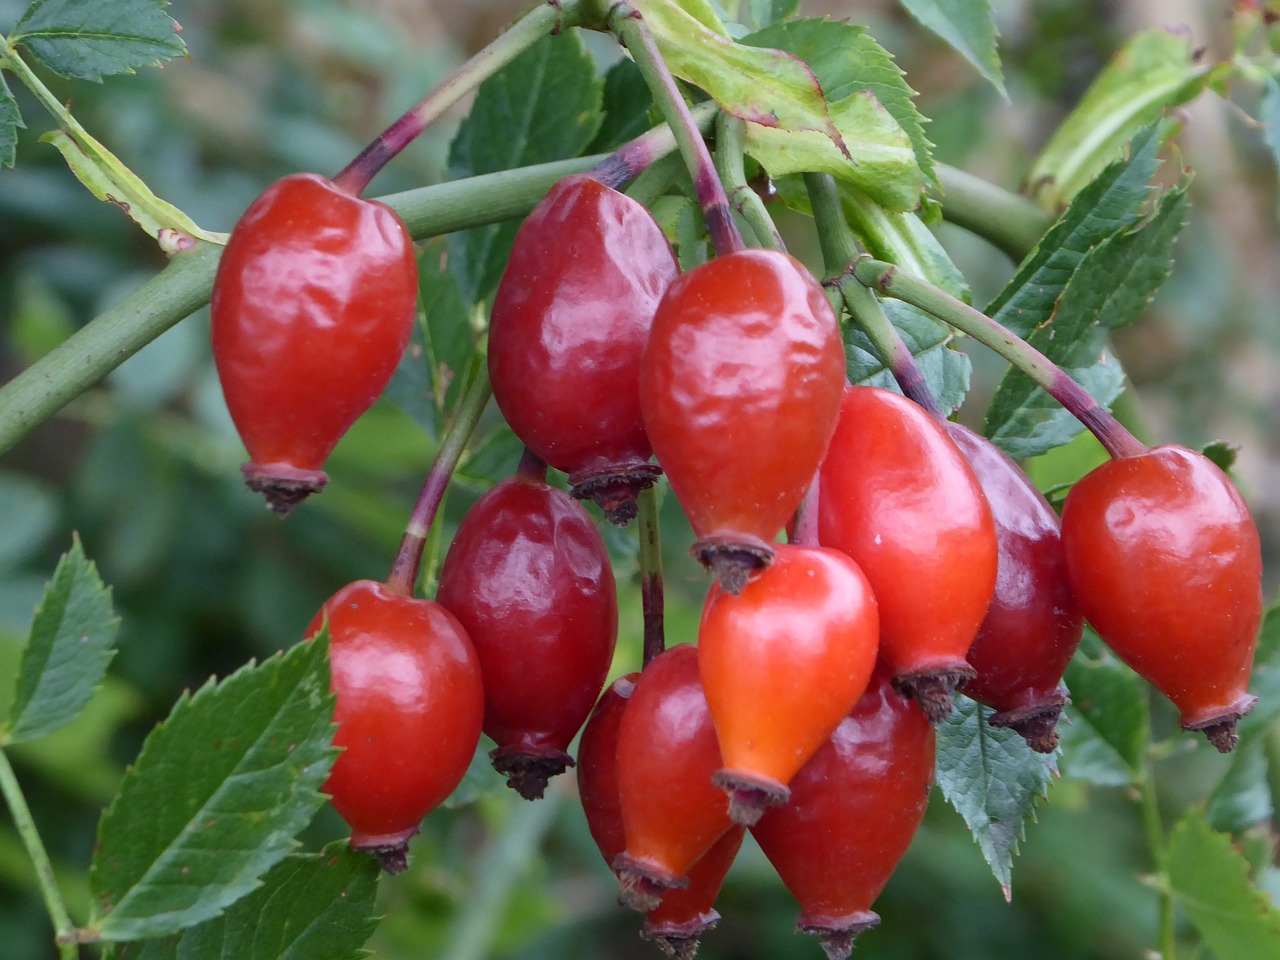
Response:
[[1, 1, 1279, 958]]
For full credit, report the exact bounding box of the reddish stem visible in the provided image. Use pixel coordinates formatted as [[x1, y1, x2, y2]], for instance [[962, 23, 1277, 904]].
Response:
[[516, 446, 549, 484], [637, 487, 666, 668], [790, 473, 820, 547], [590, 100, 719, 189]]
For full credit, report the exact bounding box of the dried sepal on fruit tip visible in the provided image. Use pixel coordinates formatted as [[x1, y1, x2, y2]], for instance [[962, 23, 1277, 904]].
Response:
[[241, 462, 327, 516], [1183, 696, 1257, 753], [985, 687, 1069, 754], [692, 534, 775, 595], [712, 769, 789, 827], [891, 667, 976, 726], [798, 911, 881, 960], [569, 460, 663, 526], [642, 910, 721, 959], [489, 745, 575, 801], [614, 851, 690, 912]]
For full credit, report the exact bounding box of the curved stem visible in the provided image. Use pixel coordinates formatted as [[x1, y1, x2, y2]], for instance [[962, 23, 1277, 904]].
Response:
[[790, 474, 820, 547], [592, 100, 718, 189], [386, 366, 493, 597], [851, 257, 1147, 460], [637, 486, 665, 668], [333, 1, 584, 194], [931, 164, 1052, 264], [607, 4, 744, 256], [0, 750, 78, 960], [715, 113, 784, 250], [1139, 756, 1177, 960]]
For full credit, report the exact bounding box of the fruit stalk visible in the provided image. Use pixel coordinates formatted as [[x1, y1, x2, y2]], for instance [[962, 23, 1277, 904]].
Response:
[[592, 100, 719, 189], [930, 164, 1051, 263], [637, 486, 666, 668], [715, 112, 785, 250]]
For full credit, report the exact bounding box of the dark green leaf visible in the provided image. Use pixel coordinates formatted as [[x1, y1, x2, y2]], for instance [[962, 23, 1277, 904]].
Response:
[[743, 18, 936, 183], [1168, 808, 1280, 959], [1201, 439, 1239, 473], [0, 72, 24, 169], [12, 0, 187, 82], [934, 695, 1056, 894], [447, 31, 603, 306], [1207, 739, 1273, 834], [586, 58, 654, 154], [88, 636, 336, 941], [984, 178, 1188, 458], [3, 536, 119, 744], [175, 843, 379, 960], [845, 300, 971, 413], [111, 937, 180, 960], [1061, 627, 1149, 780], [895, 0, 1005, 96]]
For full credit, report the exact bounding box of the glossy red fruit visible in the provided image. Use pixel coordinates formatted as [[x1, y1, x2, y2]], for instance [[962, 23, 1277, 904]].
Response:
[[698, 543, 879, 824], [751, 673, 935, 960], [488, 174, 679, 523], [613, 645, 736, 911], [1061, 445, 1262, 751], [819, 386, 997, 722], [640, 249, 845, 592], [306, 579, 484, 873], [212, 173, 417, 514], [436, 472, 618, 799], [578, 675, 745, 959], [946, 423, 1083, 752]]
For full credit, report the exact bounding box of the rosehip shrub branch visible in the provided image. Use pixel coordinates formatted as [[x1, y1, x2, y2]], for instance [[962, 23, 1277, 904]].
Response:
[[1, 1, 1278, 960]]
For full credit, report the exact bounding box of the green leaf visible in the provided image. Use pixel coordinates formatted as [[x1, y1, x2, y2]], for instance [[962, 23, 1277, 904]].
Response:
[[934, 695, 1056, 895], [0, 72, 24, 169], [845, 300, 971, 413], [88, 637, 336, 941], [742, 18, 936, 183], [1207, 738, 1273, 834], [1239, 600, 1280, 739], [1168, 808, 1280, 959], [587, 58, 655, 154], [1201, 439, 1239, 473], [895, 0, 1005, 96], [641, 0, 924, 211], [1061, 627, 1149, 780], [175, 843, 379, 960], [1027, 30, 1216, 208], [11, 0, 186, 82], [2, 536, 119, 745], [447, 31, 603, 306], [749, 0, 801, 27], [983, 178, 1188, 458]]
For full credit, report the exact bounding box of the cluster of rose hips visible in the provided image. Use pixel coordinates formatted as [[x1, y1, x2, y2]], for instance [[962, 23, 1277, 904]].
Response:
[[209, 168, 1263, 956]]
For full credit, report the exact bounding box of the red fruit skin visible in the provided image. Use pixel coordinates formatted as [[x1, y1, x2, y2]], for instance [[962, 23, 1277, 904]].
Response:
[[577, 675, 745, 953], [613, 645, 736, 911], [698, 543, 879, 822], [1061, 445, 1262, 747], [640, 249, 845, 561], [818, 386, 997, 718], [212, 173, 417, 509], [436, 475, 618, 798], [488, 175, 679, 518], [751, 674, 935, 959], [946, 423, 1083, 751], [306, 580, 484, 861]]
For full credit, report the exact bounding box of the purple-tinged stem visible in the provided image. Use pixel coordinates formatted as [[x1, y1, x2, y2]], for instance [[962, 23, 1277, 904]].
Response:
[[607, 5, 744, 257], [516, 446, 549, 485], [790, 473, 820, 548], [590, 100, 720, 189], [386, 368, 493, 597], [333, 1, 585, 196], [851, 257, 1148, 461], [636, 486, 666, 668], [716, 112, 785, 250]]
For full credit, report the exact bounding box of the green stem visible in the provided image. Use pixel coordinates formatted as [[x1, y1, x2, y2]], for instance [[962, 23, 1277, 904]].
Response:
[[931, 164, 1051, 263], [715, 112, 784, 250], [637, 486, 664, 668], [1139, 757, 1177, 960], [851, 257, 1146, 460], [0, 750, 79, 959]]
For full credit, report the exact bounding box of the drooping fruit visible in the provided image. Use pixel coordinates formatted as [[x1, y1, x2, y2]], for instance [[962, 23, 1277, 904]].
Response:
[[751, 673, 935, 960], [488, 174, 679, 523], [1061, 444, 1262, 751], [306, 579, 483, 873], [436, 466, 618, 799], [640, 249, 845, 592], [212, 173, 417, 514], [946, 422, 1083, 752], [698, 543, 879, 824], [819, 386, 997, 722]]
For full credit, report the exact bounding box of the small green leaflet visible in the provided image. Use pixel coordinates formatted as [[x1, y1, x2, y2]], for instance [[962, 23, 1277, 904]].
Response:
[[2, 535, 119, 745], [447, 30, 603, 307], [10, 0, 186, 82], [0, 72, 24, 169], [895, 0, 1005, 97], [1060, 627, 1149, 784], [1027, 30, 1217, 208], [87, 636, 336, 941], [1168, 808, 1280, 959], [934, 695, 1056, 897]]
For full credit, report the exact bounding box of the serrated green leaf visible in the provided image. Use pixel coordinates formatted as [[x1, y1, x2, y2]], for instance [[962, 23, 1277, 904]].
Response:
[[896, 0, 1005, 96], [11, 0, 186, 82], [1207, 738, 1273, 834], [1061, 627, 1149, 779], [587, 58, 655, 153], [935, 695, 1056, 893], [2, 536, 119, 745], [845, 300, 971, 413], [641, 0, 924, 211], [1027, 30, 1215, 208], [175, 842, 379, 960], [447, 31, 603, 306], [88, 637, 336, 941], [0, 72, 24, 169], [1168, 808, 1280, 959], [983, 178, 1187, 458], [743, 18, 936, 183]]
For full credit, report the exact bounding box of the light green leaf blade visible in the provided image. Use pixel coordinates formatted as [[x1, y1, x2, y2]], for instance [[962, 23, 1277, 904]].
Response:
[[896, 0, 1005, 96], [11, 0, 186, 82], [3, 535, 119, 745], [88, 637, 336, 941], [0, 73, 24, 169], [175, 843, 379, 960], [1027, 30, 1216, 209], [935, 695, 1056, 894], [1207, 738, 1273, 834], [1168, 808, 1280, 959]]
